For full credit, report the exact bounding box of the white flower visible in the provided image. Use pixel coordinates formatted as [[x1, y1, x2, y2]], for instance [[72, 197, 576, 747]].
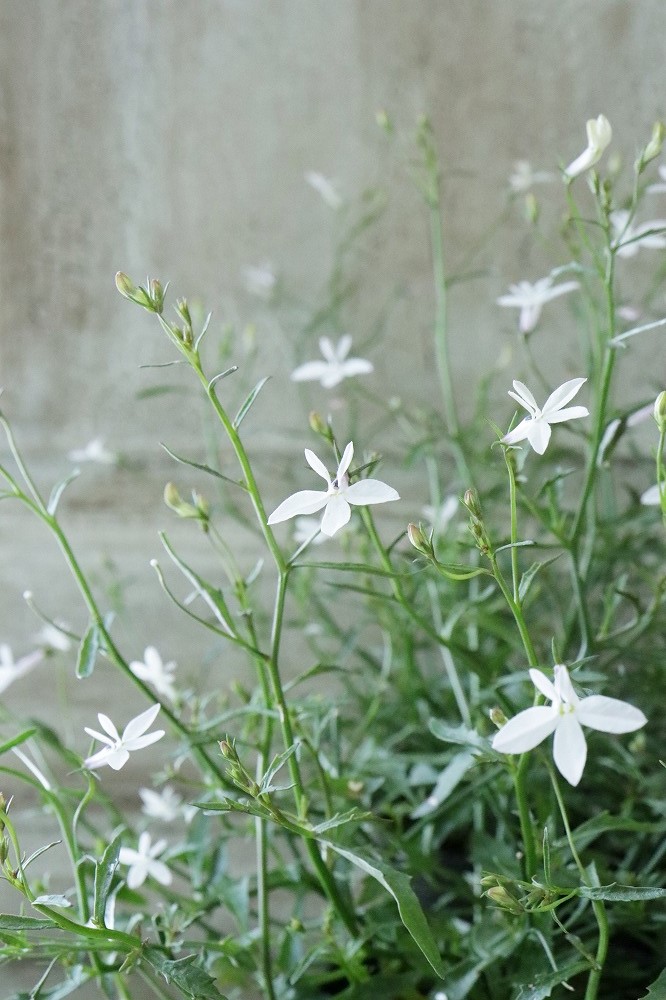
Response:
[[130, 646, 178, 703], [36, 623, 71, 652], [268, 442, 399, 537], [0, 644, 43, 695], [67, 437, 117, 465], [291, 335, 373, 389], [139, 786, 183, 822], [610, 210, 666, 258], [497, 277, 580, 334], [119, 832, 172, 889], [492, 663, 647, 786], [242, 262, 276, 300], [84, 703, 165, 771], [304, 171, 343, 210], [563, 114, 612, 180], [509, 160, 555, 193], [502, 378, 589, 455]]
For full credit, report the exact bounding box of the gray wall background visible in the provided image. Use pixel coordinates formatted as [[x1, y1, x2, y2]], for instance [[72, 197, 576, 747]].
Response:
[[1, 0, 665, 814]]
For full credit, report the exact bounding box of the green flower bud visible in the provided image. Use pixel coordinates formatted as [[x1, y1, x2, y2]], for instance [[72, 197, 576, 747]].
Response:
[[489, 706, 508, 730], [486, 885, 523, 915], [653, 391, 666, 430], [407, 522, 434, 559], [149, 279, 165, 314], [636, 121, 665, 174]]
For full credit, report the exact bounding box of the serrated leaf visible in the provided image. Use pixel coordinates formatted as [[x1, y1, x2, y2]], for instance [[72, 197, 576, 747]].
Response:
[[144, 949, 228, 999], [93, 831, 122, 926], [643, 967, 666, 998], [0, 914, 57, 930], [578, 883, 666, 902], [47, 469, 80, 515], [0, 728, 37, 756], [325, 842, 445, 978], [411, 752, 475, 818], [76, 622, 100, 679], [512, 960, 589, 999], [160, 533, 236, 635], [232, 376, 270, 429]]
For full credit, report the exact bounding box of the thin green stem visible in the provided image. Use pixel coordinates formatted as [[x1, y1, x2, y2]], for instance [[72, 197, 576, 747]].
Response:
[[514, 754, 538, 880], [504, 449, 520, 603], [489, 553, 538, 668]]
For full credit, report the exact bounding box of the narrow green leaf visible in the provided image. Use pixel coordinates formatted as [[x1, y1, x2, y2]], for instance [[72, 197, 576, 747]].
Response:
[[311, 808, 372, 834], [0, 728, 37, 756], [512, 960, 589, 999], [208, 366, 238, 391], [144, 949, 228, 999], [32, 894, 71, 908], [93, 831, 122, 926], [160, 442, 245, 488], [293, 560, 407, 578], [435, 561, 491, 581], [578, 883, 666, 902], [233, 376, 270, 429], [0, 914, 57, 930], [542, 827, 551, 885], [643, 967, 666, 998], [411, 752, 475, 818], [160, 533, 236, 635], [518, 555, 561, 603], [429, 720, 487, 752], [258, 744, 299, 794], [76, 622, 100, 679], [47, 469, 80, 515], [325, 842, 446, 978]]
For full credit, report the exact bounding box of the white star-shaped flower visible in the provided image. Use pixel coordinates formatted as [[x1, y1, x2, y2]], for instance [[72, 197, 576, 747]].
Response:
[[0, 644, 43, 695], [492, 664, 646, 786], [563, 114, 612, 180], [268, 442, 399, 537], [84, 703, 165, 771], [67, 437, 117, 465], [610, 210, 666, 258], [291, 335, 373, 389], [502, 378, 589, 455], [119, 832, 172, 889], [497, 277, 580, 334], [130, 646, 178, 703], [139, 786, 183, 822]]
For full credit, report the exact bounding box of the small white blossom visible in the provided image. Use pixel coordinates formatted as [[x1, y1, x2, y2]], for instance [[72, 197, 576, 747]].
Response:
[[305, 171, 343, 210], [84, 703, 164, 772], [492, 664, 646, 786], [67, 438, 117, 465], [610, 210, 666, 258], [36, 623, 71, 653], [242, 262, 277, 300], [119, 832, 172, 889], [563, 114, 612, 180], [139, 786, 183, 822], [497, 277, 580, 334], [502, 378, 589, 455], [0, 644, 43, 695], [509, 160, 555, 193], [291, 335, 373, 389], [130, 646, 178, 703], [268, 442, 399, 537]]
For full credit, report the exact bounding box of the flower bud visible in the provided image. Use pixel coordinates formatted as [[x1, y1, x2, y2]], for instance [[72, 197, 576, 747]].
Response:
[[485, 885, 523, 915], [149, 279, 165, 314], [636, 121, 665, 174], [489, 706, 508, 730], [463, 489, 482, 520], [654, 391, 666, 431], [115, 272, 153, 310], [308, 411, 332, 441], [407, 522, 434, 559]]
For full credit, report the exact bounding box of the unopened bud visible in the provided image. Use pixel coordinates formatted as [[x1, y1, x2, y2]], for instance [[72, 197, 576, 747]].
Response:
[[175, 298, 192, 327], [218, 739, 237, 761], [637, 121, 665, 174], [654, 391, 666, 430], [479, 874, 500, 887], [164, 482, 183, 511], [149, 279, 165, 314], [407, 523, 435, 560], [489, 706, 508, 730], [308, 411, 331, 440], [463, 489, 482, 520], [485, 885, 523, 915], [115, 272, 152, 310]]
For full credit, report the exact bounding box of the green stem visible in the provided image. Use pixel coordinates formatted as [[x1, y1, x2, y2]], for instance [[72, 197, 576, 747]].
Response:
[[504, 449, 520, 603], [489, 554, 538, 668], [514, 754, 538, 880]]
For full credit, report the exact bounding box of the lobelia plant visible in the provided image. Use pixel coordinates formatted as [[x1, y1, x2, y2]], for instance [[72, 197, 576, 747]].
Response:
[[1, 115, 666, 1000]]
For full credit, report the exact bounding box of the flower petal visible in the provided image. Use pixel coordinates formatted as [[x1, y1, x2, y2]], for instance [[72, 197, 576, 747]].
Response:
[[319, 337, 336, 362], [345, 479, 400, 505], [147, 858, 173, 886], [539, 280, 580, 304], [542, 378, 586, 416], [290, 361, 329, 383], [321, 495, 351, 536], [577, 695, 647, 734], [123, 729, 165, 752], [341, 358, 374, 377], [126, 862, 148, 889], [545, 405, 589, 424], [501, 418, 531, 447], [526, 419, 551, 454], [510, 380, 539, 413], [529, 668, 557, 703], [553, 664, 579, 707], [553, 714, 587, 786], [336, 334, 352, 360], [492, 706, 558, 754], [304, 449, 332, 483], [268, 490, 329, 524], [122, 703, 161, 742], [319, 368, 345, 388], [97, 714, 120, 741], [83, 727, 114, 748], [336, 442, 355, 482]]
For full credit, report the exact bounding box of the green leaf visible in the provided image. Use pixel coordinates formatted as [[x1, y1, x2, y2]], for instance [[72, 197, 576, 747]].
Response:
[[293, 560, 407, 578], [32, 894, 71, 908], [563, 811, 666, 851], [518, 555, 561, 603], [0, 728, 37, 756], [47, 469, 80, 515], [411, 752, 475, 818], [325, 842, 446, 978], [258, 743, 299, 794], [0, 914, 57, 930], [233, 376, 270, 429], [436, 561, 491, 581], [512, 960, 589, 999], [542, 827, 551, 885], [578, 883, 666, 902], [144, 949, 228, 999], [643, 967, 666, 998], [160, 533, 236, 635], [76, 622, 101, 679], [93, 831, 122, 926], [160, 443, 245, 489], [429, 720, 487, 752]]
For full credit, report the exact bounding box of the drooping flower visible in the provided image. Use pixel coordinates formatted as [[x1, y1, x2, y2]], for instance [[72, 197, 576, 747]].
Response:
[[492, 663, 646, 786], [119, 832, 172, 889], [267, 442, 399, 537], [130, 646, 178, 703], [84, 703, 164, 771], [67, 438, 117, 465], [508, 160, 555, 194], [497, 277, 580, 334], [502, 378, 589, 455], [0, 644, 43, 695], [304, 171, 343, 210], [563, 114, 612, 180], [610, 210, 666, 258], [139, 786, 183, 823], [291, 335, 373, 388]]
